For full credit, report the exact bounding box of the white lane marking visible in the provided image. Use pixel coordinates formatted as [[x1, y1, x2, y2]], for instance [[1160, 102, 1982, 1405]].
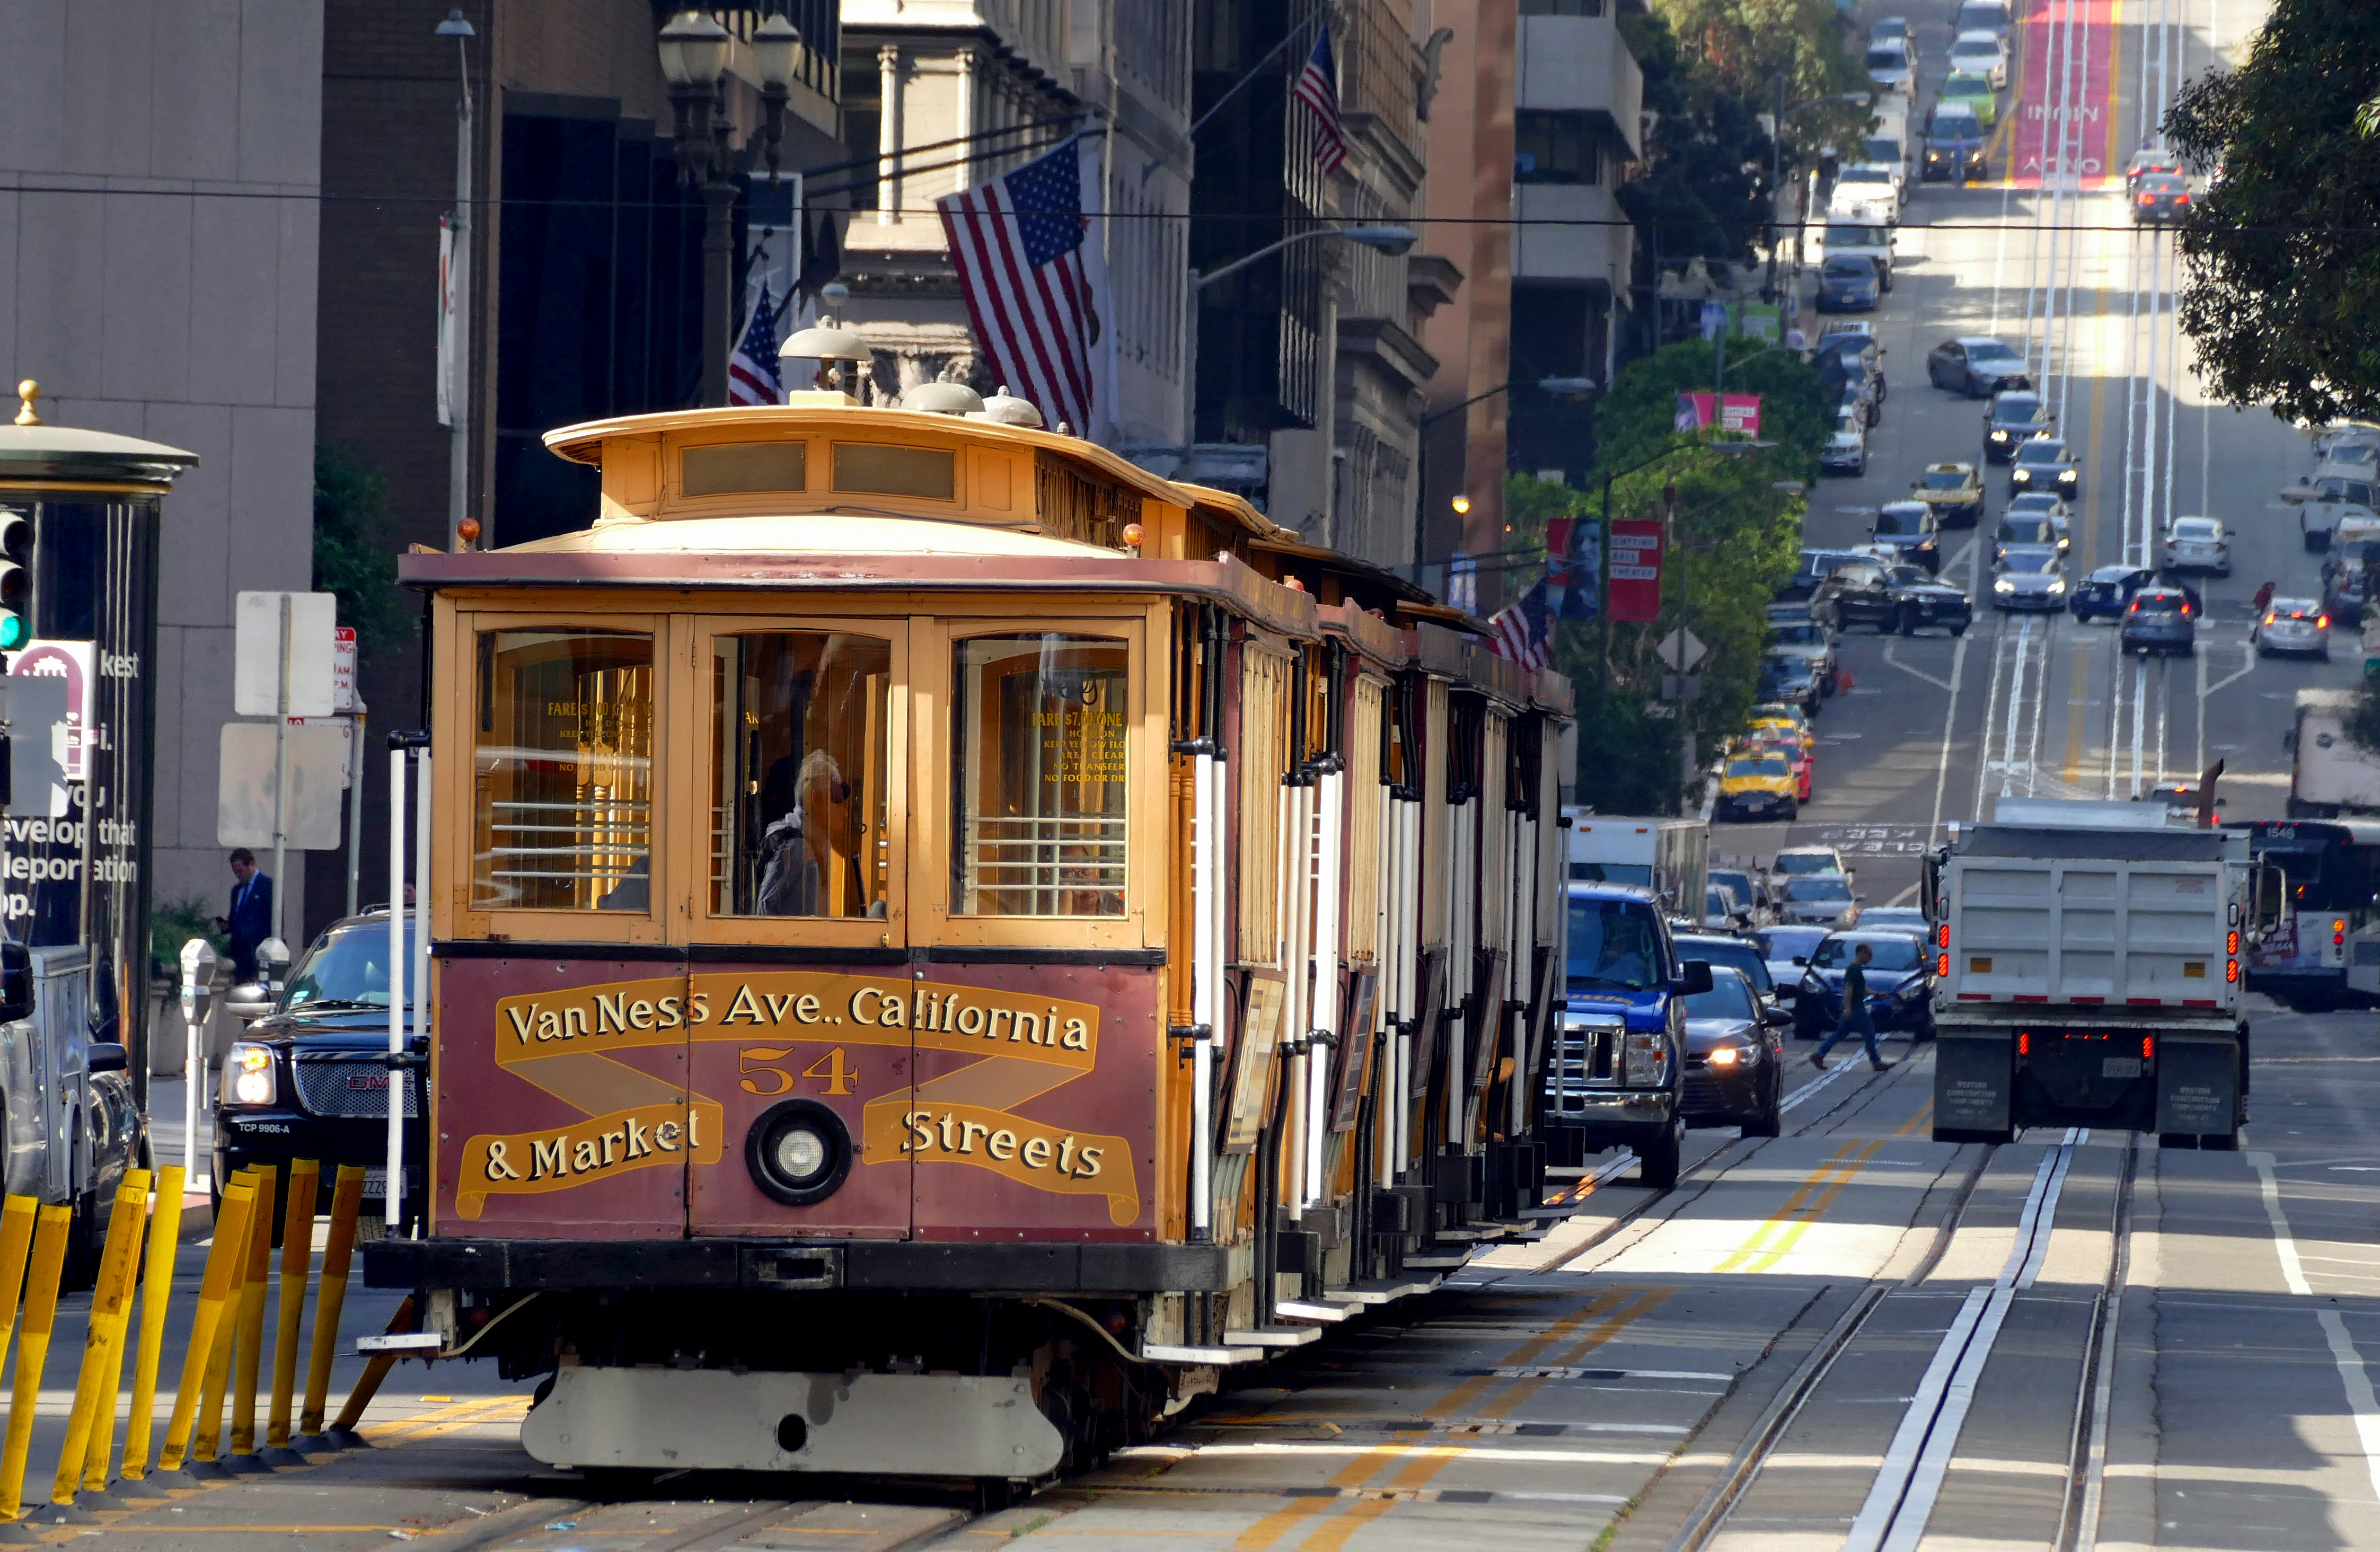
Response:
[[1883, 641, 1956, 692], [1846, 1131, 2086, 1552], [2250, 1149, 2380, 1509], [1925, 545, 1976, 850]]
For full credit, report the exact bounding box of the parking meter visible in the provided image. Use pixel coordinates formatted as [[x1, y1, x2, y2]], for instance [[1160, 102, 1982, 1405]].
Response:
[[179, 938, 218, 1189]]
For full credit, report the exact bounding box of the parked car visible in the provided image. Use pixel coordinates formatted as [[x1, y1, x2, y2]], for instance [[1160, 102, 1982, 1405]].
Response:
[[1984, 389, 2053, 463], [2279, 472, 2379, 552], [1748, 704, 1818, 756], [1913, 462, 1985, 526], [1777, 548, 1868, 608], [213, 910, 428, 1232], [2253, 596, 2331, 659], [1831, 164, 1902, 223], [1818, 255, 1885, 313], [1813, 327, 1885, 396], [2008, 435, 2082, 496], [1950, 29, 2009, 87], [1759, 652, 1825, 715], [1766, 612, 1841, 695], [2134, 173, 2192, 224], [2119, 586, 2197, 655], [1870, 16, 1911, 48], [1716, 748, 1801, 823], [1928, 337, 2031, 398], [1816, 222, 1896, 288], [1870, 501, 1942, 570], [1823, 410, 1871, 475], [1792, 931, 1936, 1041], [2070, 564, 2155, 622], [1677, 968, 1784, 1136], [1924, 104, 1988, 182], [1866, 37, 1915, 93], [2159, 515, 2232, 575], [1991, 546, 2069, 610], [2321, 558, 2370, 630]]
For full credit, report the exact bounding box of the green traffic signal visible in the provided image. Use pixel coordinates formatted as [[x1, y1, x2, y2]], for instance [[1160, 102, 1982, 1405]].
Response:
[[0, 612, 22, 651]]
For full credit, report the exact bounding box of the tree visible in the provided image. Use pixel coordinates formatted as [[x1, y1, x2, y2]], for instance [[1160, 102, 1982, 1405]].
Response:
[[313, 446, 414, 659], [2166, 3, 2380, 424], [1549, 340, 1827, 813]]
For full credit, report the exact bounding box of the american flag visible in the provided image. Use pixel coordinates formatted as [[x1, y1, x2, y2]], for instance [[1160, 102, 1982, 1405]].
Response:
[[728, 284, 783, 406], [1488, 584, 1554, 672], [1294, 25, 1347, 175], [937, 138, 1098, 436]]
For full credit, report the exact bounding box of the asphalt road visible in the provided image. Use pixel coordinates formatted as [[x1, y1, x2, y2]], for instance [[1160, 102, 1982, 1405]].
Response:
[[19, 2, 2380, 1550]]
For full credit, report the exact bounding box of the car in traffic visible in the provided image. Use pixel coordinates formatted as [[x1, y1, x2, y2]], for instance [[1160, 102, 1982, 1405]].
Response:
[[1816, 222, 1896, 289], [2120, 585, 2197, 655], [1983, 389, 2053, 462], [1777, 874, 1861, 929], [1823, 409, 1870, 475], [1869, 500, 1943, 570], [2006, 490, 2075, 530], [1677, 968, 1784, 1136], [1870, 16, 1910, 48], [1940, 69, 1999, 129], [1859, 136, 1911, 192], [2159, 515, 2232, 575], [2322, 558, 2370, 630], [1677, 931, 1785, 1009], [1912, 462, 1985, 526], [1927, 336, 2031, 398], [1994, 513, 2067, 560], [1832, 560, 1973, 636], [2124, 144, 2185, 191], [1766, 612, 1841, 695], [1792, 931, 1936, 1042], [1854, 905, 1929, 937], [1777, 547, 1868, 609], [2279, 472, 2379, 552], [1771, 844, 1852, 890], [1706, 871, 1778, 926], [1704, 882, 1755, 930], [1991, 546, 2069, 610], [1753, 924, 1831, 1008], [2253, 596, 2331, 659], [1716, 749, 1800, 823], [1817, 255, 1885, 313], [213, 910, 428, 1230], [1950, 28, 2009, 87], [2134, 172, 2192, 224], [2070, 563, 2155, 621], [2008, 435, 2082, 495], [1924, 104, 1988, 182], [1556, 885, 1703, 1187], [1955, 0, 2012, 40], [1866, 37, 1914, 93]]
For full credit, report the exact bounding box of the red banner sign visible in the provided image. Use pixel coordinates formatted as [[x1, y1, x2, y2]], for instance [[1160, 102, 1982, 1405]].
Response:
[[1673, 392, 1763, 437], [1607, 519, 1664, 622]]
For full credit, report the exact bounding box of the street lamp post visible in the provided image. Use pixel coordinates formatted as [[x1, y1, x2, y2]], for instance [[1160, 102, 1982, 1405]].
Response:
[[656, 8, 806, 408]]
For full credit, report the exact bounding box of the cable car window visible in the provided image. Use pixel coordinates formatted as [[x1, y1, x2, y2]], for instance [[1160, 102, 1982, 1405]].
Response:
[[951, 633, 1127, 917], [683, 442, 808, 497], [833, 443, 956, 500], [472, 629, 654, 912], [710, 631, 892, 918]]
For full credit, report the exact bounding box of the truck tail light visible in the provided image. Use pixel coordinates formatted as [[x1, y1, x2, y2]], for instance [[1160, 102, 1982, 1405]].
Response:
[[1937, 953, 1950, 976], [2227, 958, 2240, 983], [2017, 1032, 2030, 1056], [2337, 918, 2348, 946], [1936, 923, 1950, 949], [2227, 931, 2240, 954], [2143, 1036, 2155, 1060]]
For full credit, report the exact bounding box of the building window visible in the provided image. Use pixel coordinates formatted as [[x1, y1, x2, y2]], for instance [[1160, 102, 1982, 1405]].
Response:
[[1515, 112, 1600, 185], [951, 634, 1129, 918]]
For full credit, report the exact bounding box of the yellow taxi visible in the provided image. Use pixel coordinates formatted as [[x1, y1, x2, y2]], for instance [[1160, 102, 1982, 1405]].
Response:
[[1715, 746, 1801, 823], [1749, 703, 1817, 756], [1746, 734, 1814, 800]]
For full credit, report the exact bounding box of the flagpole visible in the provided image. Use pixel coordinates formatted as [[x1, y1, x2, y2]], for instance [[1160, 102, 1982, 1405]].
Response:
[[1139, 9, 1327, 186]]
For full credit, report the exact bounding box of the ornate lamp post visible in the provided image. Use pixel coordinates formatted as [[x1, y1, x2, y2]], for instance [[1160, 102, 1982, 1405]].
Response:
[[656, 8, 805, 406]]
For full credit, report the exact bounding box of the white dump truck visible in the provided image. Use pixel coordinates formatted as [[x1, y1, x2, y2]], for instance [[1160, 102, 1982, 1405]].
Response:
[[1923, 798, 2279, 1150]]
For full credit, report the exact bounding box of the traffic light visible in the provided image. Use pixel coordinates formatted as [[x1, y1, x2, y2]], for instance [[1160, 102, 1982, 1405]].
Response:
[[0, 510, 30, 651]]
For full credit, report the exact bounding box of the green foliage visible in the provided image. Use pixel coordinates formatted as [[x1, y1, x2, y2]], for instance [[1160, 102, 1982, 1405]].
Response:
[[2165, 3, 2380, 423], [1550, 340, 1826, 814], [151, 896, 225, 977], [314, 446, 415, 660]]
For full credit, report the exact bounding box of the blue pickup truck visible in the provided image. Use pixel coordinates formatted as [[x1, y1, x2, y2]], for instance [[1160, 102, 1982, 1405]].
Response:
[[1543, 883, 1709, 1187]]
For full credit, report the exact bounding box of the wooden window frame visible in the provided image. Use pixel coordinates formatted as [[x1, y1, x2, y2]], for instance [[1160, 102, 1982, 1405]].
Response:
[[686, 614, 913, 950], [912, 607, 1161, 951]]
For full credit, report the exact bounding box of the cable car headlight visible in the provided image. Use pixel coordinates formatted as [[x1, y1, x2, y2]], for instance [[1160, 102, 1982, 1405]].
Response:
[[746, 1099, 854, 1206]]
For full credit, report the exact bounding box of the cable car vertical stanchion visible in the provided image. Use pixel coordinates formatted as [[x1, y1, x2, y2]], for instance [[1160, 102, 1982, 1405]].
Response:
[[118, 1165, 187, 1488], [388, 741, 408, 1232], [1305, 644, 1345, 1209], [412, 736, 433, 1231], [1175, 606, 1222, 1249]]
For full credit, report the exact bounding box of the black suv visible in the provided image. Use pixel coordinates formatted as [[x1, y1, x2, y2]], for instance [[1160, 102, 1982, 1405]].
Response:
[[1983, 389, 2052, 463], [1833, 561, 1974, 637], [213, 912, 427, 1225], [1777, 548, 1867, 610]]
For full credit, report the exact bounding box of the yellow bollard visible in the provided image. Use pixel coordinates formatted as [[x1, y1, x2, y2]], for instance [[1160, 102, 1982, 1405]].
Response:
[[76, 1171, 160, 1497], [0, 1204, 75, 1520], [263, 1160, 319, 1456], [118, 1165, 187, 1482], [51, 1170, 152, 1505], [0, 1195, 38, 1383], [156, 1176, 257, 1474], [298, 1165, 366, 1441], [225, 1163, 277, 1461], [331, 1294, 416, 1435], [192, 1170, 265, 1468]]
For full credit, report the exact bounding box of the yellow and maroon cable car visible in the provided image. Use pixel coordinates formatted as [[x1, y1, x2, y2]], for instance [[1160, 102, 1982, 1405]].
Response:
[[369, 384, 1573, 1487]]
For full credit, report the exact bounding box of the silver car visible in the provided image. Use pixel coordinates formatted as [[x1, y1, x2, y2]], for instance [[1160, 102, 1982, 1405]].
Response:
[[1778, 874, 1860, 928], [2159, 515, 2232, 576], [2253, 596, 2331, 659], [1991, 545, 2068, 610]]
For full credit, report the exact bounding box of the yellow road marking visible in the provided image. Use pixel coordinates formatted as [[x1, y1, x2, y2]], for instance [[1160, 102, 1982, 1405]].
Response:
[[1476, 1287, 1678, 1420], [1713, 1140, 1886, 1274], [1417, 1284, 1638, 1422], [359, 1393, 531, 1443]]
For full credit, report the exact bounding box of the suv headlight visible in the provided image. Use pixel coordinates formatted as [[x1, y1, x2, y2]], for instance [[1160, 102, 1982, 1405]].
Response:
[[223, 1042, 276, 1107], [1623, 1028, 1670, 1087]]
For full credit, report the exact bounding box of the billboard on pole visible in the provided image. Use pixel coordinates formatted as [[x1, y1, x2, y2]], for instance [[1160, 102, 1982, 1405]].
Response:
[[1608, 520, 1664, 622]]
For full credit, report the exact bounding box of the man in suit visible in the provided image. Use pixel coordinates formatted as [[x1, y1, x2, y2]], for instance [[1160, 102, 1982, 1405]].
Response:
[[217, 848, 272, 982]]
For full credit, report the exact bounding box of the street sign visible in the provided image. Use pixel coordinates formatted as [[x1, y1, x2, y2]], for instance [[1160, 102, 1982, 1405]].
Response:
[[217, 723, 345, 849], [332, 626, 357, 712], [291, 716, 355, 787], [1661, 673, 1704, 701], [234, 591, 337, 718], [1658, 628, 1708, 672], [0, 675, 69, 817]]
